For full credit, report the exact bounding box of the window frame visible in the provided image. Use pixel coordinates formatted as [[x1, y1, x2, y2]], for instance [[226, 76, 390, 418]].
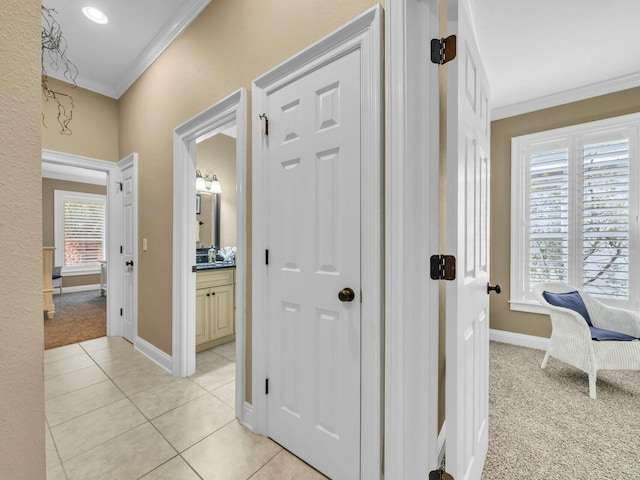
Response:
[[54, 190, 107, 276], [510, 112, 640, 314]]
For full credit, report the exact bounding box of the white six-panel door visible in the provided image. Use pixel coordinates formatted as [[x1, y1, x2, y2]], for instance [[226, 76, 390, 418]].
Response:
[[446, 0, 492, 479], [118, 155, 136, 343], [265, 48, 362, 480]]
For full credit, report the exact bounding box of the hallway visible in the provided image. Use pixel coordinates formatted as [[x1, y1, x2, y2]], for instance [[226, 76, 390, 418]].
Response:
[[44, 337, 325, 479]]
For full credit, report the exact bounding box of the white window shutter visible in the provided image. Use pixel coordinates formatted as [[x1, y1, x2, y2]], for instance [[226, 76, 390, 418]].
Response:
[[581, 137, 630, 298]]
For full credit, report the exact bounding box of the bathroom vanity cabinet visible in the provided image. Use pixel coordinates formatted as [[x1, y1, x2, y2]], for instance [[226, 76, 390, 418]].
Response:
[[195, 267, 235, 352]]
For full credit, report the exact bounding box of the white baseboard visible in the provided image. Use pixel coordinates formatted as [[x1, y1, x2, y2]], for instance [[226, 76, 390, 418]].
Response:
[[55, 284, 101, 295], [135, 336, 173, 374], [241, 401, 254, 431], [490, 329, 549, 351]]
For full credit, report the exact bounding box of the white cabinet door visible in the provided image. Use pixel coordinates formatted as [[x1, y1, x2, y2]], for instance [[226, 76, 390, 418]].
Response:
[[211, 284, 234, 339], [195, 288, 210, 345]]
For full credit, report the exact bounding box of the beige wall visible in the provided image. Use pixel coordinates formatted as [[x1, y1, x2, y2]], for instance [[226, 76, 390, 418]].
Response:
[[196, 133, 237, 249], [42, 178, 107, 289], [42, 78, 120, 161], [0, 1, 46, 478], [490, 86, 640, 337], [117, 0, 381, 370]]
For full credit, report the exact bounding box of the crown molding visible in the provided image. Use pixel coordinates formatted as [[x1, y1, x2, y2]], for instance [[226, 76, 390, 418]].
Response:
[[113, 0, 212, 99], [491, 71, 640, 121]]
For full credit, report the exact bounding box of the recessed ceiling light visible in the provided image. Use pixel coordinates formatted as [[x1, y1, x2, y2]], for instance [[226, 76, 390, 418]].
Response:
[[82, 6, 108, 25]]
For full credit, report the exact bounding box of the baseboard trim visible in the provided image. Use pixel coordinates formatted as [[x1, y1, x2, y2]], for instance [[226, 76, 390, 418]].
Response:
[[490, 329, 549, 351], [241, 401, 254, 431], [55, 284, 101, 295], [135, 337, 173, 374]]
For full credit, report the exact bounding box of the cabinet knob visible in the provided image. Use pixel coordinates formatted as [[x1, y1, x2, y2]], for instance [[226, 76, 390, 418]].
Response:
[[207, 293, 210, 297]]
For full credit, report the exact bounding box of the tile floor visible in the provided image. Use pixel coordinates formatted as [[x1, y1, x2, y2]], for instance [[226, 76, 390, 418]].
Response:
[[45, 337, 327, 480]]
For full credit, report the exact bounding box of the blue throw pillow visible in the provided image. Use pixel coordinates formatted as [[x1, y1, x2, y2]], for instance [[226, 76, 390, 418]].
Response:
[[542, 290, 593, 327], [589, 326, 639, 342]]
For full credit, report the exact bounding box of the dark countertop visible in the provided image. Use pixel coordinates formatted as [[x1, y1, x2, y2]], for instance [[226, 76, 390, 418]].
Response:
[[195, 261, 236, 271]]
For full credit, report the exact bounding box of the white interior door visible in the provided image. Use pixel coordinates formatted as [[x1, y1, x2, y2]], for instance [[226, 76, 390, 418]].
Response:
[[265, 48, 361, 480], [446, 1, 492, 479], [118, 155, 137, 343]]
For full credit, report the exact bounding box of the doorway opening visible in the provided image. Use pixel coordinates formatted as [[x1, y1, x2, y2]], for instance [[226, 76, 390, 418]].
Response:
[[41, 149, 137, 348], [172, 88, 248, 425]]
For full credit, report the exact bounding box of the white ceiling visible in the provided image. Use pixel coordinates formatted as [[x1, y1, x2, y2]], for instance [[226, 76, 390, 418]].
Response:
[[41, 0, 640, 117], [42, 0, 211, 99], [472, 0, 640, 118]]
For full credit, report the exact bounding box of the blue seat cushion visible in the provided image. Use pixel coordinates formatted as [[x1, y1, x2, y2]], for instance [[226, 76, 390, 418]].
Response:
[[542, 290, 593, 327], [590, 326, 639, 341]]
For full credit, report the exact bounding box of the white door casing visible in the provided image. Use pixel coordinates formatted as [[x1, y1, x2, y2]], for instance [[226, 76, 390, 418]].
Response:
[[41, 150, 138, 344], [252, 5, 382, 479], [384, 0, 442, 477], [172, 89, 249, 424], [118, 155, 137, 343], [446, 0, 492, 479], [265, 48, 361, 480]]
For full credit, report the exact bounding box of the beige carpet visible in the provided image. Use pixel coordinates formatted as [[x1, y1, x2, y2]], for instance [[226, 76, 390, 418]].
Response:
[[482, 341, 640, 479], [44, 290, 106, 349]]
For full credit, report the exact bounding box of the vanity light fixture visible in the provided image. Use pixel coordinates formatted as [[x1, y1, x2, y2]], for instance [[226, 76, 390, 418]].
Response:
[[82, 6, 109, 24], [196, 169, 206, 192], [196, 170, 222, 193], [209, 175, 222, 194]]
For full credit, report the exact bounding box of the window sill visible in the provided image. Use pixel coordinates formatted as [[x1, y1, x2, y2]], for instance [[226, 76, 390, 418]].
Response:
[[509, 300, 549, 315], [61, 266, 100, 276]]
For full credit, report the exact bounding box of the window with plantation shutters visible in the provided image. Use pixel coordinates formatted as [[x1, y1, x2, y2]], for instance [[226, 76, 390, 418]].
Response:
[[54, 191, 106, 275], [511, 113, 640, 313]]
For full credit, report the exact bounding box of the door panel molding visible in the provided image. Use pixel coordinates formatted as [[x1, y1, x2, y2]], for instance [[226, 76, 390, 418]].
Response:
[[252, 5, 383, 478]]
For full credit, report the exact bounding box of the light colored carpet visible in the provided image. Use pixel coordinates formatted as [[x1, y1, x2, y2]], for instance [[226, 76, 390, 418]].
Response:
[[44, 290, 106, 349], [482, 341, 640, 479]]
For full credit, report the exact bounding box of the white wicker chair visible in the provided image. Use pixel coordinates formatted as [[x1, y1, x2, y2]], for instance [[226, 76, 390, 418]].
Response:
[[532, 283, 640, 399]]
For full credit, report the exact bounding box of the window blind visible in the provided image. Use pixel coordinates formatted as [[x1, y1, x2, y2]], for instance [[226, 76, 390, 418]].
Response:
[[582, 139, 630, 298], [529, 147, 569, 285], [63, 199, 105, 267]]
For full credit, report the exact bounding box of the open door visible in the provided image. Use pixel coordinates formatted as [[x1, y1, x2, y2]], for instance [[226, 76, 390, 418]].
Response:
[[117, 154, 137, 343], [445, 0, 493, 479]]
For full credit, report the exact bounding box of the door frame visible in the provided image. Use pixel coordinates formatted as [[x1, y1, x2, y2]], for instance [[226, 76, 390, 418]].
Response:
[[384, 0, 442, 478], [41, 149, 138, 341], [172, 88, 249, 424], [251, 5, 383, 478]]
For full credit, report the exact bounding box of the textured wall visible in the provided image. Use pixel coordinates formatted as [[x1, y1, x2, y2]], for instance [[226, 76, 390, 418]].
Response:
[[0, 1, 46, 478], [42, 78, 119, 162], [118, 0, 381, 373], [490, 86, 640, 337]]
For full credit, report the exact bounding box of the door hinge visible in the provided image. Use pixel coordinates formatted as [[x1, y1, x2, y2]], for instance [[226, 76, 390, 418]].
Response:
[[117, 181, 123, 191], [259, 113, 269, 136], [430, 255, 456, 281], [120, 245, 123, 254], [120, 308, 123, 316], [265, 378, 269, 395], [431, 35, 457, 65], [265, 249, 269, 265], [429, 469, 454, 480]]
